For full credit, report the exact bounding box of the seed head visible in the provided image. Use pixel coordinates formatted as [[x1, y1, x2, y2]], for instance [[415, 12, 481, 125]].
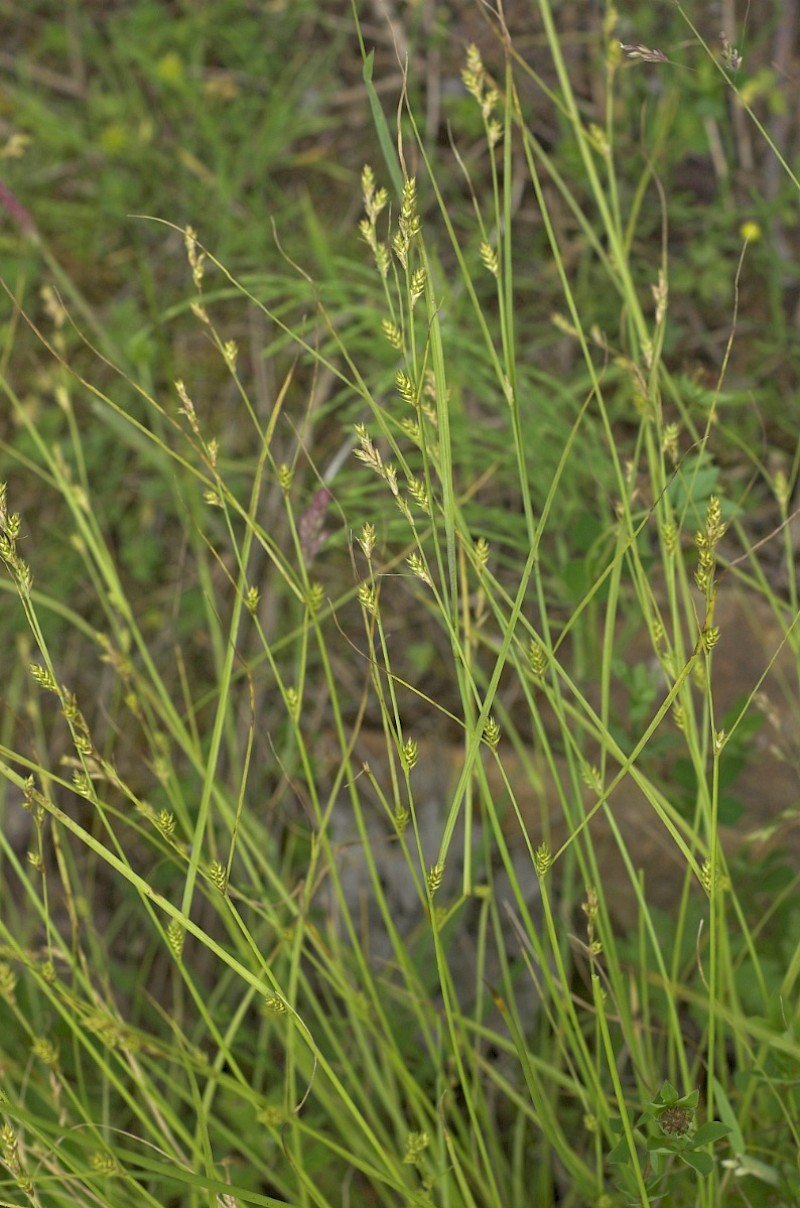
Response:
[[427, 863, 444, 893], [166, 920, 185, 960]]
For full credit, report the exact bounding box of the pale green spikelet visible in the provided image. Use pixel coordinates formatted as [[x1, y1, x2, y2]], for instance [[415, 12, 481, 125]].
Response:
[[700, 860, 715, 898], [208, 859, 227, 893], [84, 1010, 122, 1048], [89, 1152, 121, 1176], [184, 225, 205, 289], [480, 241, 498, 276], [285, 686, 300, 721], [700, 859, 730, 897], [582, 764, 603, 793], [400, 177, 420, 240], [427, 863, 444, 893], [353, 425, 382, 474], [462, 43, 499, 123], [773, 469, 790, 509], [361, 164, 388, 222], [222, 339, 238, 371], [410, 267, 426, 304], [0, 1124, 18, 1169], [245, 585, 260, 615], [0, 495, 20, 546], [402, 738, 418, 770], [707, 495, 726, 544], [407, 552, 431, 586], [361, 163, 375, 206], [475, 537, 490, 570], [529, 640, 548, 680], [72, 770, 93, 798], [392, 176, 420, 267], [29, 664, 58, 694], [587, 123, 610, 158], [395, 370, 417, 405], [258, 1104, 289, 1126], [662, 521, 677, 555], [662, 423, 679, 464], [359, 522, 376, 560], [354, 426, 399, 494], [374, 242, 390, 277], [278, 463, 293, 492], [582, 887, 602, 955], [695, 496, 727, 590], [73, 732, 93, 757], [307, 582, 325, 614], [403, 1130, 430, 1165], [0, 962, 17, 1005], [534, 844, 553, 877], [155, 809, 176, 841], [406, 477, 430, 513], [462, 44, 485, 101], [166, 920, 185, 959], [382, 318, 402, 349], [694, 532, 714, 592], [652, 268, 668, 326], [190, 299, 210, 324], [701, 625, 720, 652], [392, 227, 406, 267], [32, 1037, 59, 1067], [551, 311, 578, 338], [358, 583, 378, 616], [263, 993, 288, 1014], [62, 689, 88, 732], [484, 716, 501, 749]]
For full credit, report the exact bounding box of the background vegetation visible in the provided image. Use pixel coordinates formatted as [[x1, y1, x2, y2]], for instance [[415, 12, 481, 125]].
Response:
[[0, 1, 798, 1204]]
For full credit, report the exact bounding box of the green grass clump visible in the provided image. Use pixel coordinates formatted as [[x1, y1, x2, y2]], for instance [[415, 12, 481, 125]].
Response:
[[0, 2, 799, 1205]]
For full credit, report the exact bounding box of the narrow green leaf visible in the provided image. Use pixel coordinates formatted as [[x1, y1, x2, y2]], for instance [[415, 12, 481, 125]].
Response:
[[693, 1121, 732, 1145], [712, 1076, 744, 1155], [362, 50, 404, 199], [680, 1149, 714, 1177]]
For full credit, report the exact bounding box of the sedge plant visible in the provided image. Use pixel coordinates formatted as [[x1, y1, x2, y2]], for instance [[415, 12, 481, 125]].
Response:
[[0, 2, 798, 1205]]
